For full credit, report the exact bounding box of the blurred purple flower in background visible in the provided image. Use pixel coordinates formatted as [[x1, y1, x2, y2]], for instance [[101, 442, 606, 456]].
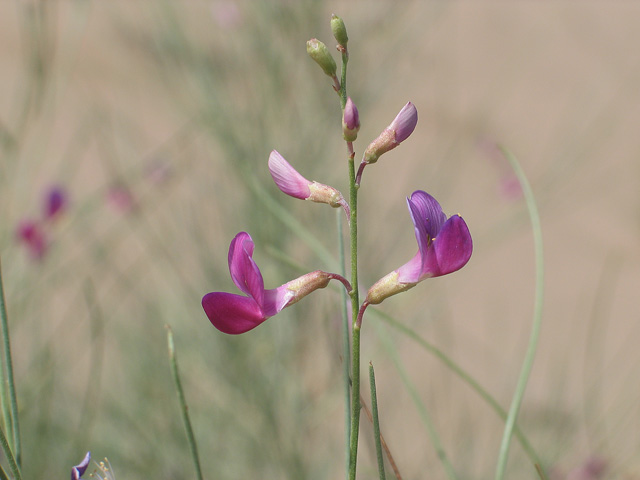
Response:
[[202, 232, 343, 334], [366, 190, 472, 305], [43, 185, 67, 221]]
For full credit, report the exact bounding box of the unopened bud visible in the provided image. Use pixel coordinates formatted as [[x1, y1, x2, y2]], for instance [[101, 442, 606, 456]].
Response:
[[363, 102, 418, 164], [342, 97, 360, 142], [331, 14, 348, 48], [307, 38, 337, 78]]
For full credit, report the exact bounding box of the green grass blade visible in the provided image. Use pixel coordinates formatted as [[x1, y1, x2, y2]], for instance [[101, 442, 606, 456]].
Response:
[[494, 147, 545, 480], [167, 326, 204, 480], [368, 363, 386, 480], [0, 259, 20, 467]]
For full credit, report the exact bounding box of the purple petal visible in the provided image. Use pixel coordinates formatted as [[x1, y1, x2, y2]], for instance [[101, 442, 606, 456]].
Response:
[[202, 292, 267, 334], [71, 451, 91, 480], [390, 102, 418, 143], [343, 97, 360, 131], [422, 215, 473, 278], [407, 191, 447, 273], [268, 150, 311, 200], [227, 232, 265, 306]]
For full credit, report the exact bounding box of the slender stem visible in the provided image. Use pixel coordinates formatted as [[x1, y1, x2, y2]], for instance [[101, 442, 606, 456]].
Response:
[[494, 147, 544, 480], [167, 326, 204, 480], [369, 363, 386, 480], [0, 425, 20, 480], [348, 324, 361, 480], [0, 258, 20, 467], [0, 463, 9, 480], [336, 210, 351, 479], [337, 38, 363, 480], [339, 48, 348, 109]]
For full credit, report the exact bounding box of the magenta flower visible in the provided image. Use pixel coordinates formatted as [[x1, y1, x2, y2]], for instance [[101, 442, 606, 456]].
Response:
[[43, 185, 67, 221], [71, 451, 91, 480], [268, 150, 350, 219], [365, 190, 472, 305], [203, 232, 350, 334], [16, 220, 48, 260]]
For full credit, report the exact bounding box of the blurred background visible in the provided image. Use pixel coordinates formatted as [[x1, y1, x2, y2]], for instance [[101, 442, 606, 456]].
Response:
[[1, 1, 639, 478]]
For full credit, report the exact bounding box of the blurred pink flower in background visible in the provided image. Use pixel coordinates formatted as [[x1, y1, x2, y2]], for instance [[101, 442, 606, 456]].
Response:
[[211, 2, 242, 29], [106, 184, 137, 213], [16, 220, 48, 261], [477, 137, 523, 201]]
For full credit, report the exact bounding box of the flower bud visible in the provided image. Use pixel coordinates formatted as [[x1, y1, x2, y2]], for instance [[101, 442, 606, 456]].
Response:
[[342, 97, 360, 142], [306, 38, 337, 78], [363, 102, 418, 164], [331, 14, 348, 48]]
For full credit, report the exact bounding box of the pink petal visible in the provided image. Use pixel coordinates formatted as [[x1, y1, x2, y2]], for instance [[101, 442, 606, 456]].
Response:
[[268, 150, 311, 200], [202, 292, 266, 334], [227, 232, 265, 306], [390, 102, 418, 143], [395, 250, 423, 284]]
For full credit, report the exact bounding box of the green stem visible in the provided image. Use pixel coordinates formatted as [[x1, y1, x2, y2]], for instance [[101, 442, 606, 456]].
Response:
[[347, 148, 361, 479], [167, 326, 204, 480], [340, 49, 348, 108], [337, 210, 351, 479], [494, 147, 545, 480], [0, 259, 20, 467], [349, 324, 361, 480], [0, 425, 20, 480], [369, 363, 386, 480]]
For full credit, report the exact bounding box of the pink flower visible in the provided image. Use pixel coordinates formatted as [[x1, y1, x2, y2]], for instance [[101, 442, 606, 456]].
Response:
[[366, 190, 472, 305], [202, 232, 349, 334]]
